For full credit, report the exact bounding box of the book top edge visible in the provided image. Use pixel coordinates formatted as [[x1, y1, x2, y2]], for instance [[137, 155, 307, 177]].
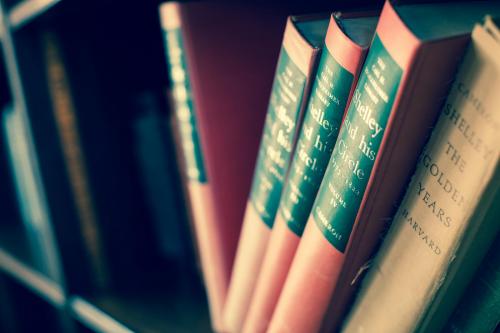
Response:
[[391, 0, 500, 42], [159, 2, 180, 30], [283, 16, 326, 75]]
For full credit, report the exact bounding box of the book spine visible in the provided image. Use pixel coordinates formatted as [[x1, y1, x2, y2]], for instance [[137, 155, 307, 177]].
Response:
[[42, 32, 109, 290], [343, 24, 500, 333], [445, 235, 500, 333], [160, 4, 225, 331], [242, 16, 368, 333], [131, 93, 187, 260], [223, 18, 317, 333], [162, 9, 206, 184], [268, 29, 403, 333]]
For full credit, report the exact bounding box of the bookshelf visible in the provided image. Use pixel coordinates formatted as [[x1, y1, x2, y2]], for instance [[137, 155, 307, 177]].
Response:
[[0, 0, 214, 331]]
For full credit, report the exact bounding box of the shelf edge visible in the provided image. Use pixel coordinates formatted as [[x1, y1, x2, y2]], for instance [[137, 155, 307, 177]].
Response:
[[69, 296, 136, 333], [0, 247, 65, 307]]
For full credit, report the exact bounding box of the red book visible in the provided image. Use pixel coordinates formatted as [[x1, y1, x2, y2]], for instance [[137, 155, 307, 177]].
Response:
[[160, 3, 287, 331], [241, 12, 377, 333], [223, 15, 329, 333], [267, 1, 496, 332]]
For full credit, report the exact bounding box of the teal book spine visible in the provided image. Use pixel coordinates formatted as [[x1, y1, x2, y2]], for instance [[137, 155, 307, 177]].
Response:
[[312, 33, 402, 251], [161, 3, 224, 329], [248, 46, 309, 228], [279, 43, 354, 237], [131, 93, 190, 261], [162, 11, 206, 183]]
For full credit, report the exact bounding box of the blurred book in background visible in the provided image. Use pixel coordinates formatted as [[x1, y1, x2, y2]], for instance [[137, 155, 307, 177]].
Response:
[[160, 2, 292, 331]]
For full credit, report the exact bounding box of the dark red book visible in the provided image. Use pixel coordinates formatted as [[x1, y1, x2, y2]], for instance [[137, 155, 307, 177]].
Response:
[[160, 2, 288, 331]]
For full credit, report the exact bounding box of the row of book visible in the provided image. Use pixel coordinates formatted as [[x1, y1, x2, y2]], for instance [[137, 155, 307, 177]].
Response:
[[161, 1, 500, 332]]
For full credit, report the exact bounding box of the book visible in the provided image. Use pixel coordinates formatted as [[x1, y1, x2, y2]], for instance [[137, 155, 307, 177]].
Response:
[[241, 12, 377, 333], [222, 15, 329, 333], [168, 93, 203, 274], [160, 3, 288, 331], [444, 232, 500, 333], [35, 15, 180, 291], [268, 2, 500, 333], [130, 91, 192, 263], [42, 31, 109, 290], [161, 4, 224, 328], [342, 15, 500, 333]]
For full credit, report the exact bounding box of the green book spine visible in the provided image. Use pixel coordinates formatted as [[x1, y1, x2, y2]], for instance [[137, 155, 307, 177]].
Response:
[[249, 46, 309, 228], [163, 20, 207, 183], [312, 34, 402, 251], [161, 6, 225, 329], [279, 46, 353, 236]]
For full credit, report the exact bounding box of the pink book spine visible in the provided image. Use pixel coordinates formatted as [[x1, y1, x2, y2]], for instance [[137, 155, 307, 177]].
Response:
[[188, 183, 228, 332], [242, 214, 300, 333], [223, 202, 273, 332], [223, 17, 321, 333], [242, 15, 371, 333], [269, 219, 345, 333], [268, 2, 416, 332]]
